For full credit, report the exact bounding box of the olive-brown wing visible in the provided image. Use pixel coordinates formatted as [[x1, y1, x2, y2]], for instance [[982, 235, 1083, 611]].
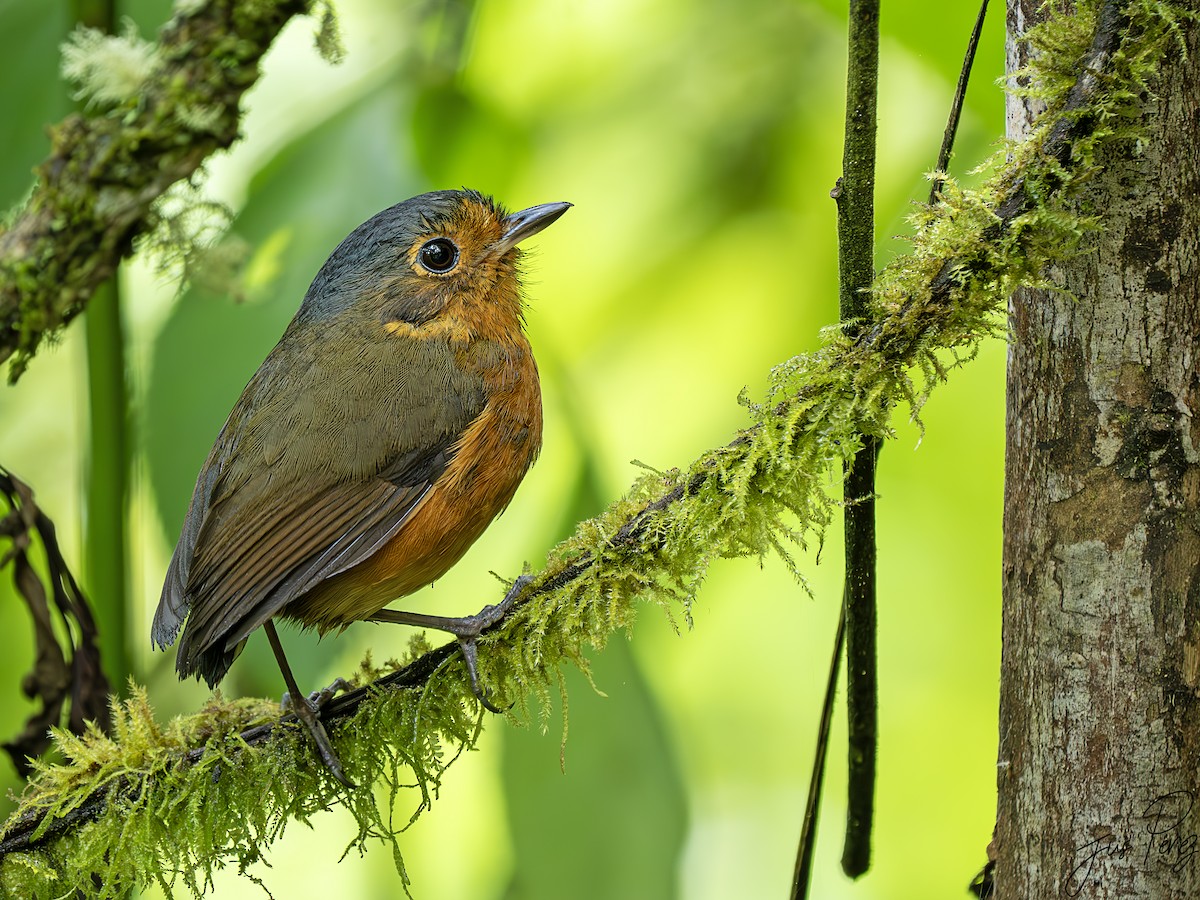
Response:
[[154, 317, 487, 685]]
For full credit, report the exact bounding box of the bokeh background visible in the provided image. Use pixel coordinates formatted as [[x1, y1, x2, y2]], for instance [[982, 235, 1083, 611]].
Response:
[[0, 0, 1006, 897]]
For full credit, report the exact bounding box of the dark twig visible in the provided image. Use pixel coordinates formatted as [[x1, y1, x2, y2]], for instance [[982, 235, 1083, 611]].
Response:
[[835, 0, 881, 880], [789, 606, 846, 900], [930, 0, 991, 205], [0, 468, 111, 777], [796, 1, 993, 888], [840, 440, 878, 878]]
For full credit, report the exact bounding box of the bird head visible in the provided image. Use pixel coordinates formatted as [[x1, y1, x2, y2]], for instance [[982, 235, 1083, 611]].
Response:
[[298, 189, 570, 339]]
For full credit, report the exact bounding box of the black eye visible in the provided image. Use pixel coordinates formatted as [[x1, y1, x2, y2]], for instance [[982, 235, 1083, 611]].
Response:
[[418, 238, 459, 273]]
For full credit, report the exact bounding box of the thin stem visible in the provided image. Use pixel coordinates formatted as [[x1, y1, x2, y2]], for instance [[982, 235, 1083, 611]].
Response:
[[930, 0, 990, 205], [840, 439, 878, 877], [835, 0, 881, 880], [75, 0, 130, 692], [790, 606, 846, 900]]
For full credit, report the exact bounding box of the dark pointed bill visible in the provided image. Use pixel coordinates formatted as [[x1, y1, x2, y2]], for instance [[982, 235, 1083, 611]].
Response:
[[496, 201, 572, 254]]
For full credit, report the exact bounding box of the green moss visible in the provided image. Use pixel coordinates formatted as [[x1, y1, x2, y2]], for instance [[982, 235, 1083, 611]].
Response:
[[1, 0, 319, 382], [1, 0, 1194, 896]]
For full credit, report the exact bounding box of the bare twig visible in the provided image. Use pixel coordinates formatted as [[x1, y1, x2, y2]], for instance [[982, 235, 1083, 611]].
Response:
[[790, 606, 845, 899], [835, 0, 881, 879], [930, 0, 991, 205]]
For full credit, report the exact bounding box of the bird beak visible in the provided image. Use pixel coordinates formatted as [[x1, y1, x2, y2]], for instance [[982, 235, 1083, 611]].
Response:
[[495, 202, 572, 255]]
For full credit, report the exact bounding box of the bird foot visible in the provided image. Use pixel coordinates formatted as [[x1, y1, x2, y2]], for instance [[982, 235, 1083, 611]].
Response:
[[281, 676, 353, 713], [310, 676, 353, 708], [369, 574, 533, 713], [450, 574, 531, 713], [278, 691, 355, 789]]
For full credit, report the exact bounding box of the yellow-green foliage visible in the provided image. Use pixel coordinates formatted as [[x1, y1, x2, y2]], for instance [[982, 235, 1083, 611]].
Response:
[[1, 657, 483, 899], [0, 0, 1192, 897]]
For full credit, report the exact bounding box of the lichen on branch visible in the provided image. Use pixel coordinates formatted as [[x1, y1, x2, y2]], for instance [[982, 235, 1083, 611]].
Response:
[[0, 0, 339, 382], [0, 0, 1193, 898]]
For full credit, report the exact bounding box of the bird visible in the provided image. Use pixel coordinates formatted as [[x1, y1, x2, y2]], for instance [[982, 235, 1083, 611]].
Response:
[[152, 189, 570, 785]]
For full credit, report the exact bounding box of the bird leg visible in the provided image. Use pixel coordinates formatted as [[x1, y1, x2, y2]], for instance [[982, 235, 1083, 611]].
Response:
[[264, 620, 354, 788], [368, 575, 532, 713]]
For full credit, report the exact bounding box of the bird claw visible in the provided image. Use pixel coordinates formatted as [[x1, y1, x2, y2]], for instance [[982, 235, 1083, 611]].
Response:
[[284, 694, 355, 789], [368, 574, 532, 714], [281, 676, 353, 713], [452, 574, 530, 713], [456, 637, 510, 714], [310, 677, 353, 708], [279, 686, 355, 788]]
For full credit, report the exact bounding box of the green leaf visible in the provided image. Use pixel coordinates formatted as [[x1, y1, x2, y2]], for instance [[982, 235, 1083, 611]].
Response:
[[502, 639, 688, 900]]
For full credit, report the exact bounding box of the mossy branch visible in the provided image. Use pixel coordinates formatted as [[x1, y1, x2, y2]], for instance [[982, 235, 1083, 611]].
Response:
[[0, 0, 1191, 897], [0, 0, 325, 382]]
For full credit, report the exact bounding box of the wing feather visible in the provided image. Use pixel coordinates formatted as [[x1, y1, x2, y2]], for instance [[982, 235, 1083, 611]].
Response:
[[176, 476, 434, 678], [155, 317, 491, 685]]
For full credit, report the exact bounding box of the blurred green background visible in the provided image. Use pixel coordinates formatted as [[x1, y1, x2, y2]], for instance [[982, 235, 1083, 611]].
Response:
[[0, 0, 1006, 897]]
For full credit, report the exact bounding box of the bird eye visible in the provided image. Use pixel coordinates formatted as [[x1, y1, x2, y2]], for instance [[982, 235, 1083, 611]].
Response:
[[418, 238, 459, 273]]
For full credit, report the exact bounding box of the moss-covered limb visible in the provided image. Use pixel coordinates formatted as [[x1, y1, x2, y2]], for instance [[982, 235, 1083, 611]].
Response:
[[0, 2, 1190, 897], [0, 0, 318, 382], [0, 643, 458, 858], [859, 0, 1138, 367], [0, 657, 479, 898]]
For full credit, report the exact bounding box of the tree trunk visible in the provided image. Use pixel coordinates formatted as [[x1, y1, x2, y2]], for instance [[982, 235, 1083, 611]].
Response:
[[997, 4, 1200, 897]]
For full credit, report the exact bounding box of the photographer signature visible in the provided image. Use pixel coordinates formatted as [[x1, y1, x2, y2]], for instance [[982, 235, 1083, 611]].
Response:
[[1065, 790, 1198, 896]]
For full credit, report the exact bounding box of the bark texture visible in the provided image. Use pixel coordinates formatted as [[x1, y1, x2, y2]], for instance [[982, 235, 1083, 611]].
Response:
[[998, 4, 1200, 897]]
